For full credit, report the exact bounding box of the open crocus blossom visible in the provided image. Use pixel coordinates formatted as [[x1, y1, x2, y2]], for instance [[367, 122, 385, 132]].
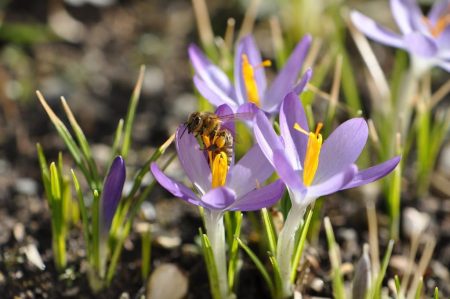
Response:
[[189, 34, 312, 114], [254, 93, 401, 297], [350, 0, 450, 75], [150, 105, 284, 299]]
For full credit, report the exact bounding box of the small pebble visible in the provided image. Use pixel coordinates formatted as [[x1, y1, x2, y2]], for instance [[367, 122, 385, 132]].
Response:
[[15, 178, 38, 196], [13, 223, 25, 242], [147, 264, 188, 299], [155, 235, 181, 249]]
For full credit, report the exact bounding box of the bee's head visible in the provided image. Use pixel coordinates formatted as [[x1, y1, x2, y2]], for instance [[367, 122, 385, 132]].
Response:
[[186, 112, 203, 134]]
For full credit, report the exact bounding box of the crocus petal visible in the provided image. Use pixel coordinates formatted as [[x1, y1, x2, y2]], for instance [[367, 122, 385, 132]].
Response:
[[273, 149, 304, 191], [306, 164, 357, 197], [390, 0, 423, 33], [314, 118, 368, 184], [293, 68, 313, 95], [176, 126, 211, 194], [350, 11, 404, 48], [216, 104, 236, 134], [428, 0, 450, 24], [263, 35, 312, 112], [279, 92, 309, 168], [228, 144, 275, 196], [150, 163, 202, 206], [342, 156, 401, 189], [101, 156, 126, 234], [229, 180, 285, 211], [189, 44, 235, 98], [234, 36, 267, 104], [253, 110, 285, 166], [403, 32, 439, 58], [201, 187, 236, 210], [193, 75, 238, 109]]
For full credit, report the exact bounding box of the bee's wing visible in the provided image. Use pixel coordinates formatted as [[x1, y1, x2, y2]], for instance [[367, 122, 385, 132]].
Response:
[[218, 112, 254, 123]]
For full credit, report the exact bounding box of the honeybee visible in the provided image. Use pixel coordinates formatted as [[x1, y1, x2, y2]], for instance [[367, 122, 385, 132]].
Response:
[[182, 111, 251, 166]]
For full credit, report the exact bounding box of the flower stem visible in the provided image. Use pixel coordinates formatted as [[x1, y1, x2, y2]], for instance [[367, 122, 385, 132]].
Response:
[[204, 210, 229, 299], [276, 201, 306, 298]]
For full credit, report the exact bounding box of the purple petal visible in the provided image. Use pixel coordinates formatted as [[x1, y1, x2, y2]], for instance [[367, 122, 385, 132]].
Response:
[[193, 75, 238, 109], [253, 110, 284, 166], [234, 36, 267, 105], [263, 35, 312, 112], [273, 149, 304, 191], [350, 11, 404, 48], [201, 187, 236, 210], [314, 118, 368, 184], [150, 163, 202, 206], [229, 180, 285, 211], [403, 32, 439, 58], [306, 164, 357, 197], [390, 0, 423, 33], [293, 68, 313, 95], [189, 44, 235, 98], [279, 92, 309, 168], [101, 156, 126, 234], [342, 156, 401, 189], [228, 144, 275, 196], [428, 0, 450, 23], [215, 104, 236, 134], [176, 126, 211, 194]]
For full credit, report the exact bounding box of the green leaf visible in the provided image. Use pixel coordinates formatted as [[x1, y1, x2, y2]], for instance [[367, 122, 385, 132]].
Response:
[[71, 169, 91, 259], [227, 212, 242, 291], [0, 23, 56, 44], [201, 231, 222, 299], [36, 143, 51, 203], [236, 237, 275, 298], [50, 162, 61, 201], [414, 278, 423, 299], [121, 65, 145, 158], [36, 91, 94, 189], [373, 240, 395, 299], [324, 217, 345, 299], [261, 208, 277, 255], [61, 97, 99, 187], [434, 287, 439, 299], [290, 208, 313, 283]]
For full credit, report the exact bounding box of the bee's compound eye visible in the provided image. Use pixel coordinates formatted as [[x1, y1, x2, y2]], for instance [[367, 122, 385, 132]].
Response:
[[194, 117, 201, 126]]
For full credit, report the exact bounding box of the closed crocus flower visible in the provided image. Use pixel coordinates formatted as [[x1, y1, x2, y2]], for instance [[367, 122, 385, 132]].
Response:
[[189, 35, 312, 115], [351, 0, 450, 75], [253, 92, 401, 297], [151, 104, 284, 299]]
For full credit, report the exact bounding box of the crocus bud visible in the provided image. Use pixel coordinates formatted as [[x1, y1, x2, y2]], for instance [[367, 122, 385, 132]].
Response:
[[352, 244, 371, 299]]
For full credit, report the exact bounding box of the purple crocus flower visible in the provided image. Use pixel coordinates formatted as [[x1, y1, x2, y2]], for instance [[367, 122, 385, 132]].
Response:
[[150, 104, 284, 298], [100, 156, 126, 236], [351, 0, 450, 74], [253, 92, 401, 296], [189, 35, 312, 114], [150, 106, 284, 214]]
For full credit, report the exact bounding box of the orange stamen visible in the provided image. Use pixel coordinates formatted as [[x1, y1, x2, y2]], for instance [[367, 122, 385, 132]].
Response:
[[211, 151, 228, 188], [241, 54, 271, 107], [422, 9, 450, 38], [294, 122, 323, 186]]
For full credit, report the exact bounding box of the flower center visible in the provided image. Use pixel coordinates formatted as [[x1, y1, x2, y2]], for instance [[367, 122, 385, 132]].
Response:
[[212, 151, 228, 188], [422, 8, 450, 37], [294, 122, 323, 186], [241, 54, 271, 107]]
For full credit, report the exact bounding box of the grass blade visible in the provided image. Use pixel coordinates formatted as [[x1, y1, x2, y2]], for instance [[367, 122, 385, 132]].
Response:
[[261, 208, 277, 255], [236, 237, 275, 299], [290, 208, 313, 283], [121, 65, 145, 158]]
